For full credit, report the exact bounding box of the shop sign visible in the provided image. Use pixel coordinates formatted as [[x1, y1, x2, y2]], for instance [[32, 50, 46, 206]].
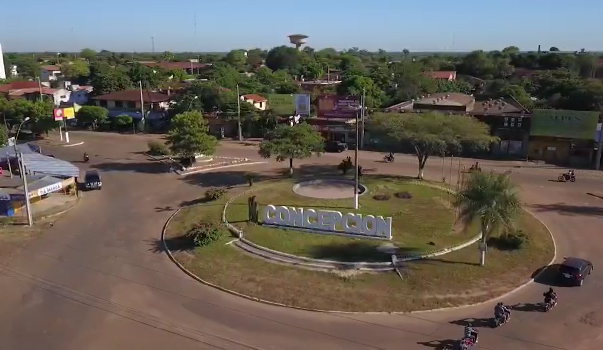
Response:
[[35, 182, 63, 197], [531, 109, 599, 139], [317, 95, 360, 119], [262, 204, 392, 240]]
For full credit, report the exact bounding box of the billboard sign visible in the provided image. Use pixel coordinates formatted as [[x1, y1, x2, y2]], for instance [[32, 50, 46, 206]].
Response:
[[531, 109, 599, 140], [262, 204, 392, 240], [53, 108, 64, 121], [294, 94, 311, 116], [317, 95, 360, 119]]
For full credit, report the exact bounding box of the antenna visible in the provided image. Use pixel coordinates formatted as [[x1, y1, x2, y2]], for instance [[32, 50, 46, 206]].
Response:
[[194, 13, 198, 53], [151, 37, 155, 53]]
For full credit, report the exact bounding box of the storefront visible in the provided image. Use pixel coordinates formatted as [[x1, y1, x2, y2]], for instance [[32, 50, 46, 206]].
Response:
[[9, 176, 76, 215], [528, 109, 599, 166]]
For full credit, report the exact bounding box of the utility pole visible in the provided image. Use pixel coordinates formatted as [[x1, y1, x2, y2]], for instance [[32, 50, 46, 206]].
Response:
[[360, 88, 366, 149], [236, 84, 242, 141], [139, 81, 145, 133], [596, 123, 603, 170], [354, 100, 360, 210]]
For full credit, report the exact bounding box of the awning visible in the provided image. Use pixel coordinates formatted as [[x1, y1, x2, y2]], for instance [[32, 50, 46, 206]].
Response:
[[0, 143, 39, 159], [20, 153, 80, 178]]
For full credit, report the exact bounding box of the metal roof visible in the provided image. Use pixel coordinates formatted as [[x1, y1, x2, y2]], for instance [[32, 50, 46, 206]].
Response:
[[20, 153, 80, 178], [0, 143, 38, 158], [17, 175, 63, 193]]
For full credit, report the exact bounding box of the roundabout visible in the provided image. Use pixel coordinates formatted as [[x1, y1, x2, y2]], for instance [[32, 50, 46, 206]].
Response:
[[164, 174, 554, 313], [0, 131, 601, 350]]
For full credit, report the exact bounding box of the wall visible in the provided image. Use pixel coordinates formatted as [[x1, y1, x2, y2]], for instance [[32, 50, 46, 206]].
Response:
[[67, 90, 90, 105], [528, 137, 571, 163]]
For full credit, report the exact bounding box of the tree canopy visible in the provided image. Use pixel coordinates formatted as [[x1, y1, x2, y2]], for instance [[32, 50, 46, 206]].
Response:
[[258, 123, 324, 175], [370, 112, 495, 179], [167, 111, 218, 158]]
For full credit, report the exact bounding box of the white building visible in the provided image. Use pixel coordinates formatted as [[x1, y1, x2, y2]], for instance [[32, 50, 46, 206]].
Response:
[[240, 94, 268, 110], [40, 65, 62, 82], [0, 43, 6, 80]]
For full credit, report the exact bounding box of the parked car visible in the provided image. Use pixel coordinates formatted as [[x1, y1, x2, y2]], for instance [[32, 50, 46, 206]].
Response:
[[325, 141, 348, 153], [84, 170, 103, 191], [557, 257, 593, 286]]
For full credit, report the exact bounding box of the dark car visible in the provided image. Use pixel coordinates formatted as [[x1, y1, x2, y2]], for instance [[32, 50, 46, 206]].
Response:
[[325, 141, 348, 153], [557, 257, 593, 286], [84, 170, 102, 191]]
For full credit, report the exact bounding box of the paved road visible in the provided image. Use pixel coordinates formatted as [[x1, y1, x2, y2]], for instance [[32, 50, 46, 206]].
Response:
[[0, 131, 601, 349]]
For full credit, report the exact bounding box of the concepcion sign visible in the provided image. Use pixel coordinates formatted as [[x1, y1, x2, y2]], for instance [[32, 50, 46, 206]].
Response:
[[261, 204, 392, 240]]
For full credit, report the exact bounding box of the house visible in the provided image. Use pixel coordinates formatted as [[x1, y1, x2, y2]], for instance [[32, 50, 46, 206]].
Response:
[[425, 71, 457, 81], [382, 93, 531, 157], [90, 89, 171, 120], [240, 94, 268, 110], [7, 87, 70, 106], [40, 65, 62, 82], [65, 84, 93, 105], [138, 61, 211, 75], [0, 81, 71, 106]]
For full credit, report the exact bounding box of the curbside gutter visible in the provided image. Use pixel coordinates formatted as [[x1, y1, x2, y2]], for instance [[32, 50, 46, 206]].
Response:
[[162, 178, 557, 314]]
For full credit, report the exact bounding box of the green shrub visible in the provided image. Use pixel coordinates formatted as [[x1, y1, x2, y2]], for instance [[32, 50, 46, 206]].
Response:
[[113, 115, 133, 130], [186, 221, 223, 247], [488, 229, 527, 250], [373, 193, 391, 201], [147, 141, 170, 156], [245, 173, 256, 186], [205, 187, 226, 201], [337, 157, 353, 175], [395, 191, 412, 199]]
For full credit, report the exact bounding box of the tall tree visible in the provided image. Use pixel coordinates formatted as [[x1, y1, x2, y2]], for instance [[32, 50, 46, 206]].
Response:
[[370, 112, 495, 179], [258, 123, 324, 176], [265, 46, 301, 72], [76, 106, 109, 129], [167, 111, 218, 161], [454, 171, 521, 266], [90, 70, 133, 95], [62, 60, 90, 80]]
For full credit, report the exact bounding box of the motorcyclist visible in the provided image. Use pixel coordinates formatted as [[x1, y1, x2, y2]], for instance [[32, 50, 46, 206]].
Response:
[[568, 169, 575, 178], [83, 152, 89, 161], [543, 287, 557, 305], [384, 152, 394, 162], [463, 322, 478, 344], [494, 302, 510, 322]]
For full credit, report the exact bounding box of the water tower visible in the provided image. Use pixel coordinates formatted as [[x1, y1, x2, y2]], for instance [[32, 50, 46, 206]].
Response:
[[288, 34, 308, 50]]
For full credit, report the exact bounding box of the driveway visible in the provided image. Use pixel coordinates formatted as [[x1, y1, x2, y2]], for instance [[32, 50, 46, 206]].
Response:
[[0, 131, 600, 349]]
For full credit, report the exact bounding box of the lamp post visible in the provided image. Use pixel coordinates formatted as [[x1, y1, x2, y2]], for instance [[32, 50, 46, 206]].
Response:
[[353, 90, 365, 210], [14, 117, 33, 226]]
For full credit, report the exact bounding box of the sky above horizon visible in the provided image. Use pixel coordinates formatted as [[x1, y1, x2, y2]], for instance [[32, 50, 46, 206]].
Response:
[[2, 0, 602, 53]]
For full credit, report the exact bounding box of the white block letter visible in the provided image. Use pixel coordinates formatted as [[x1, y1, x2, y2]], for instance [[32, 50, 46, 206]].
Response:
[[263, 205, 277, 224]]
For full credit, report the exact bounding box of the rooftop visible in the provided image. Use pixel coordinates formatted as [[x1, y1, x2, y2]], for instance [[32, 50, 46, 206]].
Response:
[[41, 65, 61, 71], [91, 90, 170, 103], [8, 87, 57, 96], [425, 71, 457, 80], [0, 81, 40, 93], [414, 92, 474, 107], [241, 94, 267, 102], [139, 61, 211, 70], [471, 97, 528, 115]]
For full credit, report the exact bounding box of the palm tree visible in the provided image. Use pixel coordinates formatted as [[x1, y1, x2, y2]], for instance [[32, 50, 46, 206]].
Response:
[[454, 171, 522, 266]]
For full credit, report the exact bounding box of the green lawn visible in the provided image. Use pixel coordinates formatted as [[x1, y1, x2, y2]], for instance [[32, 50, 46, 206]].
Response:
[[164, 183, 555, 312], [225, 176, 478, 262]]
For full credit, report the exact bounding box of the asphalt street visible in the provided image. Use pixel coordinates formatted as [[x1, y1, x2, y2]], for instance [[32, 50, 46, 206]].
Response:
[[0, 131, 601, 350]]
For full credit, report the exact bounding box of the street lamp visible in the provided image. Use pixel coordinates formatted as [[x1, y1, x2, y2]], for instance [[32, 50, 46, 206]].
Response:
[[187, 96, 199, 111], [13, 117, 33, 227]]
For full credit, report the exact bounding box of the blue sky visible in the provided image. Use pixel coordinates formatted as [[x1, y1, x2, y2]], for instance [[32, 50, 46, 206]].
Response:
[[2, 0, 602, 52]]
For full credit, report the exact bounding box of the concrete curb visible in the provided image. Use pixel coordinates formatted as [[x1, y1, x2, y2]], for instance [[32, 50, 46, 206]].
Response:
[[161, 179, 557, 314], [177, 162, 267, 176], [62, 141, 85, 147], [36, 197, 80, 220]]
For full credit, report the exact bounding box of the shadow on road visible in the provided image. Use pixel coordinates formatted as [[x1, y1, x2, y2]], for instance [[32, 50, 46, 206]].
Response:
[[532, 263, 563, 287], [148, 236, 193, 254], [92, 161, 169, 174], [416, 339, 456, 349], [530, 203, 603, 217], [449, 317, 492, 328], [511, 302, 542, 312]]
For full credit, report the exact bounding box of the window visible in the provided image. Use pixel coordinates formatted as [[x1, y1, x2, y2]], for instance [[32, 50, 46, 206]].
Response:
[[99, 100, 108, 107], [126, 101, 136, 109], [114, 101, 124, 108]]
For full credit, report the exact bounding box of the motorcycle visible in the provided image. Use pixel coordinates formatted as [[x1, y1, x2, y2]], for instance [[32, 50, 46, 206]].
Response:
[[558, 172, 576, 182], [83, 154, 90, 163], [492, 310, 511, 328], [458, 337, 476, 350], [542, 298, 557, 312], [383, 154, 395, 163]]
